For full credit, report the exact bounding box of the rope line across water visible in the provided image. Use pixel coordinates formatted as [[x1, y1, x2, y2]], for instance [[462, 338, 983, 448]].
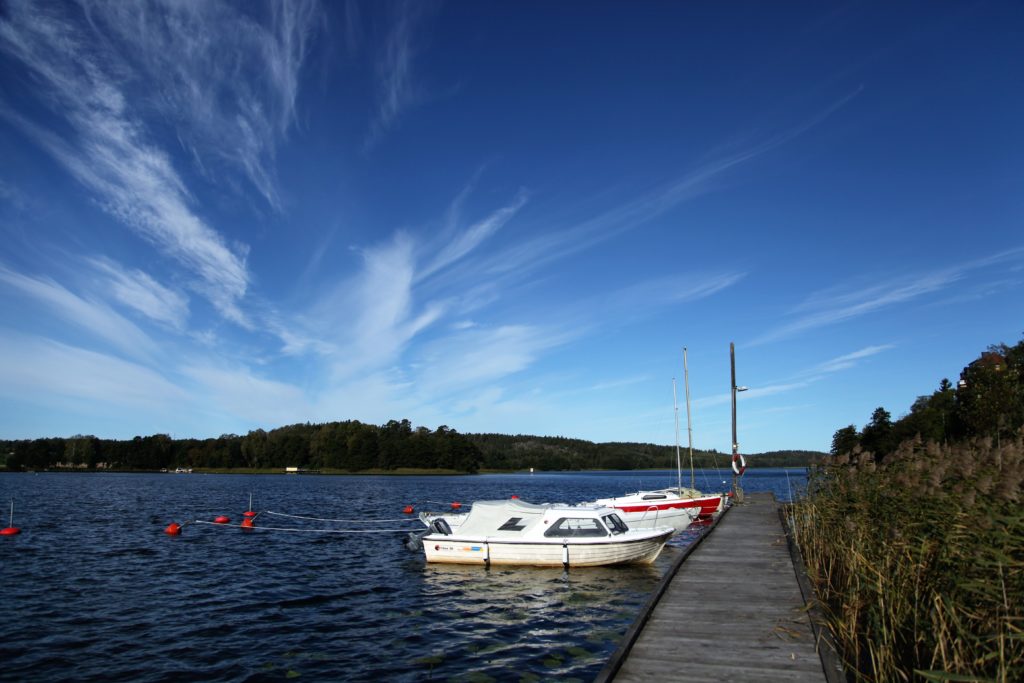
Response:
[[191, 520, 411, 533], [263, 511, 419, 523]]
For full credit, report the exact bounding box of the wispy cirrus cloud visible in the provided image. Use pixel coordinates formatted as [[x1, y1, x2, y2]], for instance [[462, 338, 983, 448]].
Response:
[[365, 2, 434, 149], [0, 333, 187, 412], [78, 0, 322, 209], [0, 3, 254, 325], [458, 89, 864, 287], [87, 257, 189, 331], [806, 344, 895, 375], [0, 1, 320, 327], [698, 343, 894, 409], [418, 189, 529, 283], [0, 264, 158, 361], [751, 248, 1024, 346]]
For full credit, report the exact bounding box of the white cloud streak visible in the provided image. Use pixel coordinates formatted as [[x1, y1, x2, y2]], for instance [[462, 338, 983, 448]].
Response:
[[0, 264, 158, 361], [365, 2, 432, 149], [0, 3, 255, 325], [88, 257, 189, 330], [0, 333, 184, 410], [751, 248, 1024, 346]]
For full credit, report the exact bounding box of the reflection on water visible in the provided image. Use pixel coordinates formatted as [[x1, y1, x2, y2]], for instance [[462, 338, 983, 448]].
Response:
[[0, 468, 804, 681]]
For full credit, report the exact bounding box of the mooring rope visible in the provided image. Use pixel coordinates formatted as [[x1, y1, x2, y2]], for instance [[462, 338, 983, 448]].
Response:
[[262, 511, 418, 523], [191, 520, 411, 533]]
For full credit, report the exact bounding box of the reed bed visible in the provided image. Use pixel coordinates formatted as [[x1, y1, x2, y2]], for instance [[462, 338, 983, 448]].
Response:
[[790, 434, 1024, 682]]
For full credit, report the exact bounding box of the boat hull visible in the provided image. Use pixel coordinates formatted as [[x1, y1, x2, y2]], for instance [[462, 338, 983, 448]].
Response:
[[596, 491, 725, 521], [422, 531, 672, 567]]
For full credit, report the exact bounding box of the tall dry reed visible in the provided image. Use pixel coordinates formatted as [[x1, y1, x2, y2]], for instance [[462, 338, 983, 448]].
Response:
[[790, 434, 1024, 682]]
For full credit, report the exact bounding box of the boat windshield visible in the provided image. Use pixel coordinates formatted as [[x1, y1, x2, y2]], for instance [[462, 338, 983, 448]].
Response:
[[543, 517, 608, 538], [602, 514, 629, 535]]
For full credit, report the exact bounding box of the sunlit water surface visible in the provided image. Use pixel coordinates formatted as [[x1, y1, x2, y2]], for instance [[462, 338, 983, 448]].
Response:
[[0, 468, 805, 682]]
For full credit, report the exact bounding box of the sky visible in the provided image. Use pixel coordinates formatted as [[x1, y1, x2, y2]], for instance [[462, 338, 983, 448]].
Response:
[[0, 1, 1022, 454]]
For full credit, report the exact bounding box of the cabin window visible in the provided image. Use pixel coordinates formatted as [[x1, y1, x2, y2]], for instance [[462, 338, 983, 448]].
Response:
[[641, 494, 667, 500], [498, 517, 526, 531], [543, 517, 608, 538], [603, 514, 629, 534]]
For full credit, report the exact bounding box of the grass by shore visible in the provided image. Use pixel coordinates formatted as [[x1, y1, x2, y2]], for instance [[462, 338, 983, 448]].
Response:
[[789, 435, 1024, 682]]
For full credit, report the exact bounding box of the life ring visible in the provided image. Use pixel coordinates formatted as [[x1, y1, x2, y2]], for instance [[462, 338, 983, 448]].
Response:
[[731, 453, 747, 476]]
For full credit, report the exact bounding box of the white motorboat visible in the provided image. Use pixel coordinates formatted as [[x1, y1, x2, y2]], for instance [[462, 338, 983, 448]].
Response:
[[419, 499, 672, 567]]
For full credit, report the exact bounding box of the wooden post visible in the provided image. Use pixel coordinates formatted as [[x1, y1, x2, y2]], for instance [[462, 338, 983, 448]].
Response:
[[731, 342, 745, 504]]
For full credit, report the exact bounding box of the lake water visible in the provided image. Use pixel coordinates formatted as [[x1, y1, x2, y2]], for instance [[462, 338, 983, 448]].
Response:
[[0, 468, 805, 682]]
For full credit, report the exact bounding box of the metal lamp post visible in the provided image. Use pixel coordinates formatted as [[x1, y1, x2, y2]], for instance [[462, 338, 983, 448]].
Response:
[[730, 342, 748, 503]]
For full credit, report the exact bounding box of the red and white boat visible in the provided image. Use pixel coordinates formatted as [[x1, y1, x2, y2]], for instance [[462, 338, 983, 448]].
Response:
[[592, 487, 721, 527], [591, 351, 727, 527]]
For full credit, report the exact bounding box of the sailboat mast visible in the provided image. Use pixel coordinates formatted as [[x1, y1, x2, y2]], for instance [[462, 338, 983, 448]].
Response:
[[683, 347, 695, 490], [672, 378, 682, 495]]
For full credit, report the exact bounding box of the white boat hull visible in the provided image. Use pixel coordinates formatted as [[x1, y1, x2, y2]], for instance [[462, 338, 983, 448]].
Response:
[[423, 530, 671, 567]]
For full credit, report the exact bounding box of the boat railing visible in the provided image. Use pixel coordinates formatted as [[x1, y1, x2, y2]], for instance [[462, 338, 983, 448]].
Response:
[[635, 505, 661, 526]]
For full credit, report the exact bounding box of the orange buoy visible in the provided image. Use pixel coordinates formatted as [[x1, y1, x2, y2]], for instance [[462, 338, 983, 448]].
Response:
[[510, 495, 519, 499], [403, 505, 414, 514], [164, 522, 182, 536], [214, 515, 230, 524], [450, 502, 462, 510], [240, 517, 255, 529]]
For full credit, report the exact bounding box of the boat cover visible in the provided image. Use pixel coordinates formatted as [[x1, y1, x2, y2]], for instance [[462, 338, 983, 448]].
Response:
[[454, 499, 552, 537]]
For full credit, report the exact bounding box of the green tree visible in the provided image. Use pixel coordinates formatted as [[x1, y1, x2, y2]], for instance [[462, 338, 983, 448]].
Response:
[[954, 344, 1024, 441], [860, 407, 894, 458], [831, 425, 860, 456]]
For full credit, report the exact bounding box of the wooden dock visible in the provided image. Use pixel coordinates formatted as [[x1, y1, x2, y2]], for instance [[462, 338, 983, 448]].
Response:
[[596, 492, 841, 682]]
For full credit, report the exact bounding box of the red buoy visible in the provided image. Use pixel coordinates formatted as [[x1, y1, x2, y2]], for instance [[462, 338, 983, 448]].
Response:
[[510, 495, 519, 499], [164, 522, 182, 536], [403, 505, 414, 514], [240, 517, 255, 529], [3, 501, 21, 535], [243, 493, 256, 517], [450, 502, 462, 510], [214, 515, 230, 524]]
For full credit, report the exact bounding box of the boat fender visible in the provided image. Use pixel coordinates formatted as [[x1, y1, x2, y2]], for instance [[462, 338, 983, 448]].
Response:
[[731, 453, 747, 476]]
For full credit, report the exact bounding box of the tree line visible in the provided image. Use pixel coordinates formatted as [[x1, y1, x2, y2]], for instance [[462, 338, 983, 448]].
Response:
[[1, 419, 825, 474], [831, 336, 1024, 458], [1, 419, 483, 473]]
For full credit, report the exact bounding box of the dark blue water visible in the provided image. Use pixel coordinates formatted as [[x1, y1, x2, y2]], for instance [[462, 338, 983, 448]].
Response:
[[0, 468, 804, 682]]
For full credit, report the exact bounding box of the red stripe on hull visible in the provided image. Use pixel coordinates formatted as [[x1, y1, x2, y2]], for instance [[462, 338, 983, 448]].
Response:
[[614, 496, 722, 517]]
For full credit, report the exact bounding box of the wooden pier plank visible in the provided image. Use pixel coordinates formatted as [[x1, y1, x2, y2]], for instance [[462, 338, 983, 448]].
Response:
[[608, 492, 827, 683]]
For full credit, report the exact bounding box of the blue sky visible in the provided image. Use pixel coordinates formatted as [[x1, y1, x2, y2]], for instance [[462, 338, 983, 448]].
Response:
[[1, 1, 1021, 453]]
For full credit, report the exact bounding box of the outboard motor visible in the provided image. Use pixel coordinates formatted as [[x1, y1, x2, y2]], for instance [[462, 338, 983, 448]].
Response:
[[430, 518, 453, 535], [405, 530, 427, 551]]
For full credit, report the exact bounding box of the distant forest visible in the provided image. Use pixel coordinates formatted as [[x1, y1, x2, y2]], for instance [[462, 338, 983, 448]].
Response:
[[1, 418, 823, 474]]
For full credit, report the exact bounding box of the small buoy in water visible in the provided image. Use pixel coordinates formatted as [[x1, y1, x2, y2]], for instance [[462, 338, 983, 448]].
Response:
[[2, 501, 21, 535], [243, 493, 256, 517], [450, 502, 462, 510], [240, 517, 255, 529], [214, 515, 230, 524], [403, 505, 414, 514], [164, 522, 182, 536], [510, 495, 519, 499]]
